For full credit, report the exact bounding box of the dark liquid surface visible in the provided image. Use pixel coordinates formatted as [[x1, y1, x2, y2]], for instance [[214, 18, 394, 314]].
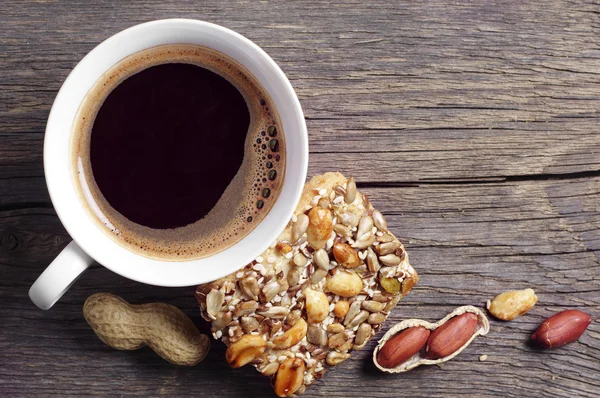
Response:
[[90, 63, 250, 229]]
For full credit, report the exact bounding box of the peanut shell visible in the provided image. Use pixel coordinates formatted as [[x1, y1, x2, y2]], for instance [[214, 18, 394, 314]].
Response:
[[373, 305, 489, 373], [83, 293, 210, 366]]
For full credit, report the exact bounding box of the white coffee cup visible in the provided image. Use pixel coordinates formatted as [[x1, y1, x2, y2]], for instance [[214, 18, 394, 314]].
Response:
[[29, 19, 308, 310]]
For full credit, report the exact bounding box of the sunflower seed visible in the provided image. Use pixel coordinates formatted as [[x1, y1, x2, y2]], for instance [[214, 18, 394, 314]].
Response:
[[333, 223, 352, 237], [280, 294, 291, 306], [206, 289, 225, 318], [257, 306, 289, 319], [240, 316, 260, 333], [376, 232, 394, 243], [362, 300, 385, 312], [313, 248, 330, 270], [292, 214, 309, 242], [345, 177, 356, 204], [318, 197, 331, 209], [287, 268, 301, 287], [327, 323, 345, 334], [380, 266, 396, 278], [307, 324, 327, 346], [366, 247, 380, 272], [368, 312, 386, 325], [260, 280, 281, 303], [260, 361, 280, 376], [339, 211, 360, 227], [212, 311, 232, 330], [293, 252, 308, 267], [376, 241, 400, 256], [327, 332, 347, 348], [372, 292, 388, 302], [234, 300, 258, 317], [326, 351, 350, 366], [356, 216, 373, 240], [337, 337, 354, 353], [343, 301, 362, 325], [354, 323, 372, 347], [352, 232, 374, 249], [334, 185, 346, 196], [372, 209, 387, 231], [379, 253, 401, 266], [347, 310, 370, 329], [311, 268, 328, 284]]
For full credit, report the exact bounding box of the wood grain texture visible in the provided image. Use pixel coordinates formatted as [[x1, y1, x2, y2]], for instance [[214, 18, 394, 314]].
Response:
[[1, 0, 599, 397]]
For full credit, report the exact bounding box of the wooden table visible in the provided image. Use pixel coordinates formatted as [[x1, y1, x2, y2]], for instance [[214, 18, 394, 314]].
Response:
[[1, 1, 599, 396]]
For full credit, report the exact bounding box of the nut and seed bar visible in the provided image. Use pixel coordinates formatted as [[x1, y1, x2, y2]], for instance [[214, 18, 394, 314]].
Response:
[[197, 172, 418, 396]]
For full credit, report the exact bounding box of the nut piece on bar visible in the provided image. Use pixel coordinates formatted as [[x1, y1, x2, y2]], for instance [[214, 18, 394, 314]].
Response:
[[197, 172, 418, 396]]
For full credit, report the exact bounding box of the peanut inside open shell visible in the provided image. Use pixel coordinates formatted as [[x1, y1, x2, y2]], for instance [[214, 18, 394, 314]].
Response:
[[373, 305, 490, 373]]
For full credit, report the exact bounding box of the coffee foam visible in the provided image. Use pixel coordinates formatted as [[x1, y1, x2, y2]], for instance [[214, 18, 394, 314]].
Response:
[[72, 44, 286, 260]]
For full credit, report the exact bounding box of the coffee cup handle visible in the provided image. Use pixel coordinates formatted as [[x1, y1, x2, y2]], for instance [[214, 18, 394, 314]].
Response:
[[29, 241, 94, 310]]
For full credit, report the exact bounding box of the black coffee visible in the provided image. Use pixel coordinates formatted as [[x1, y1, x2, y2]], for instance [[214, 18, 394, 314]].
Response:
[[91, 63, 250, 229], [72, 45, 285, 260]]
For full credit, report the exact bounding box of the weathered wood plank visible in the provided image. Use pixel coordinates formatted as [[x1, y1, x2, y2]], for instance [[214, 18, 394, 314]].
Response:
[[1, 180, 598, 397], [1, 1, 600, 182]]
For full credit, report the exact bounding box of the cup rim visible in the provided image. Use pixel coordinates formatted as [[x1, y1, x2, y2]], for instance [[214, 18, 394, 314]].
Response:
[[44, 19, 308, 287]]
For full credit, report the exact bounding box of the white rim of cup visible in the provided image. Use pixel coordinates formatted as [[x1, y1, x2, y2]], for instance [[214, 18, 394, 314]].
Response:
[[44, 19, 308, 287]]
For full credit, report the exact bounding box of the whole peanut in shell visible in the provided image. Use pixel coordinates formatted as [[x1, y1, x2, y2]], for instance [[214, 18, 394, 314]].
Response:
[[376, 326, 430, 368], [83, 293, 210, 366], [531, 309, 591, 349], [424, 312, 479, 359]]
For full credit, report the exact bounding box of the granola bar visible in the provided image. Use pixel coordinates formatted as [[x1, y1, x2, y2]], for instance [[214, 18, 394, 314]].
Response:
[[197, 172, 418, 396]]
